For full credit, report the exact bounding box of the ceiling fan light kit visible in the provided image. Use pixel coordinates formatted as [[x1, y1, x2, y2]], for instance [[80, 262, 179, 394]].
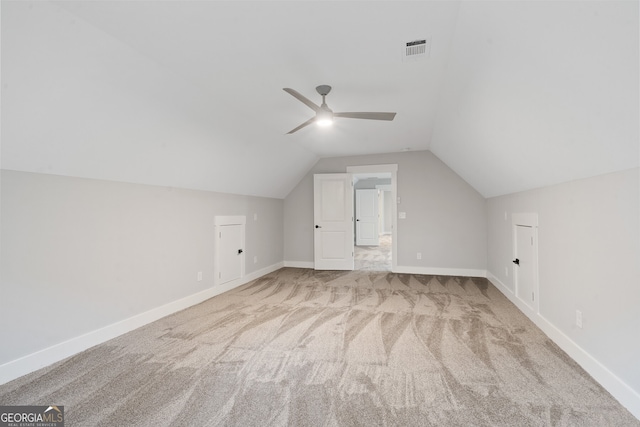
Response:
[[283, 85, 396, 134]]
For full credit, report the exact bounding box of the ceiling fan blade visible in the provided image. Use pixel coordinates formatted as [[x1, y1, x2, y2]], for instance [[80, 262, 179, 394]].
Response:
[[283, 88, 320, 112], [334, 112, 397, 121], [287, 117, 316, 134]]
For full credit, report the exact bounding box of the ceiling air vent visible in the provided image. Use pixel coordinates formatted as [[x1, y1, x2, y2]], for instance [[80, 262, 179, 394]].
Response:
[[402, 38, 430, 62]]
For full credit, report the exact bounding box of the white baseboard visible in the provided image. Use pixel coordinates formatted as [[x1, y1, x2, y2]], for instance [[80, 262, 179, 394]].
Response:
[[281, 262, 487, 278], [283, 260, 315, 269], [394, 265, 487, 278], [0, 261, 284, 386], [487, 271, 640, 420]]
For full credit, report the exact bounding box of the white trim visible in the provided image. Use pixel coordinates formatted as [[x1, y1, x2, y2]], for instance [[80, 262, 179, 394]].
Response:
[[283, 260, 315, 269], [0, 262, 284, 386], [395, 265, 487, 278], [487, 271, 640, 420], [281, 263, 487, 279]]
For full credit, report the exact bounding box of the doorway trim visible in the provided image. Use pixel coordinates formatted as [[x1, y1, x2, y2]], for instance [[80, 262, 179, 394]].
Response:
[[512, 212, 539, 315], [347, 164, 398, 272]]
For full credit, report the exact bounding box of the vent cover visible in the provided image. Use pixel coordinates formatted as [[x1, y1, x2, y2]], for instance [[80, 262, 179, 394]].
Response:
[[402, 38, 431, 62]]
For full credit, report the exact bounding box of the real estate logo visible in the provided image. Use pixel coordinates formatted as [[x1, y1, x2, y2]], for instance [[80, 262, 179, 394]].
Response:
[[0, 405, 64, 427]]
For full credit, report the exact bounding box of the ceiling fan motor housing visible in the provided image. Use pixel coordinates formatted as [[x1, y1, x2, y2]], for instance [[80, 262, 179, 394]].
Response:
[[316, 85, 332, 96]]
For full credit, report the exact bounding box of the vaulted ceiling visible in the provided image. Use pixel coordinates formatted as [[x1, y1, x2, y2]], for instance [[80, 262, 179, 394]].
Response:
[[2, 1, 638, 199]]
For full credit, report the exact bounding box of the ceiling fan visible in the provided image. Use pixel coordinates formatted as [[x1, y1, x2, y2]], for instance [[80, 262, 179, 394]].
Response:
[[283, 85, 396, 134]]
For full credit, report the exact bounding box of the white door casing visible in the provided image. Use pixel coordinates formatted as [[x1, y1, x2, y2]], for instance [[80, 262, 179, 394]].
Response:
[[214, 216, 245, 285], [512, 213, 539, 313], [356, 189, 380, 246], [314, 173, 354, 270]]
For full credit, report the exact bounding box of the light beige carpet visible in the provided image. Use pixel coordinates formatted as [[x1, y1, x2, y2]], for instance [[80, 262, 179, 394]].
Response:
[[355, 234, 392, 271], [1, 268, 638, 426]]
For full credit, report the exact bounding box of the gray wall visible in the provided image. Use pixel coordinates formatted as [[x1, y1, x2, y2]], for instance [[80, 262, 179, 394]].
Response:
[[283, 151, 487, 271], [0, 170, 284, 365], [487, 167, 640, 396]]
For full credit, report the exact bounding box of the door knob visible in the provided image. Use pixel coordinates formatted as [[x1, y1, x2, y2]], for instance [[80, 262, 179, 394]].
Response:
[[512, 258, 519, 265], [356, 219, 360, 221], [315, 225, 321, 228], [238, 249, 243, 254]]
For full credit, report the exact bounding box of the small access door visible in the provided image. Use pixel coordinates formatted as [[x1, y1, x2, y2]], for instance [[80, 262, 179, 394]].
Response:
[[214, 216, 245, 285], [355, 189, 380, 246], [314, 173, 354, 270], [514, 224, 535, 310]]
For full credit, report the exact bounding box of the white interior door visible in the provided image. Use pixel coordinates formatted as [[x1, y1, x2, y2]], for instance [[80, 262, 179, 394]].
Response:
[[214, 215, 245, 286], [314, 173, 354, 270], [355, 189, 379, 246], [514, 225, 535, 309]]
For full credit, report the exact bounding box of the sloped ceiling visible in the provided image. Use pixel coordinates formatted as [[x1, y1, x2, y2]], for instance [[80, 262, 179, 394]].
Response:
[[1, 1, 638, 199], [431, 1, 639, 197]]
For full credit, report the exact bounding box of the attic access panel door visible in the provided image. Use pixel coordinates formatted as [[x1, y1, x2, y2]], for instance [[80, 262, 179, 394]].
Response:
[[214, 216, 245, 286], [314, 173, 354, 270], [512, 213, 539, 313]]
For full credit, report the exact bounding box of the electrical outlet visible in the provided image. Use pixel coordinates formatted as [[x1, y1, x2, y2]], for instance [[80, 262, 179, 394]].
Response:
[[576, 310, 583, 328], [254, 256, 258, 264], [416, 252, 422, 260], [197, 271, 203, 282], [399, 212, 406, 219]]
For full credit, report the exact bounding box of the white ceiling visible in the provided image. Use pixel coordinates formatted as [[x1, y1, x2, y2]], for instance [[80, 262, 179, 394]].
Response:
[[1, 1, 638, 199]]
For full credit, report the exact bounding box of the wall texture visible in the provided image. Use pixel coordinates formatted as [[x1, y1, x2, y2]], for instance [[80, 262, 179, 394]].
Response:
[[487, 167, 640, 408], [283, 151, 487, 273], [0, 170, 284, 366]]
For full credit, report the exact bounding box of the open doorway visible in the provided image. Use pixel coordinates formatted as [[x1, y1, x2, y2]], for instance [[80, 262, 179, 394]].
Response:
[[352, 171, 393, 271]]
